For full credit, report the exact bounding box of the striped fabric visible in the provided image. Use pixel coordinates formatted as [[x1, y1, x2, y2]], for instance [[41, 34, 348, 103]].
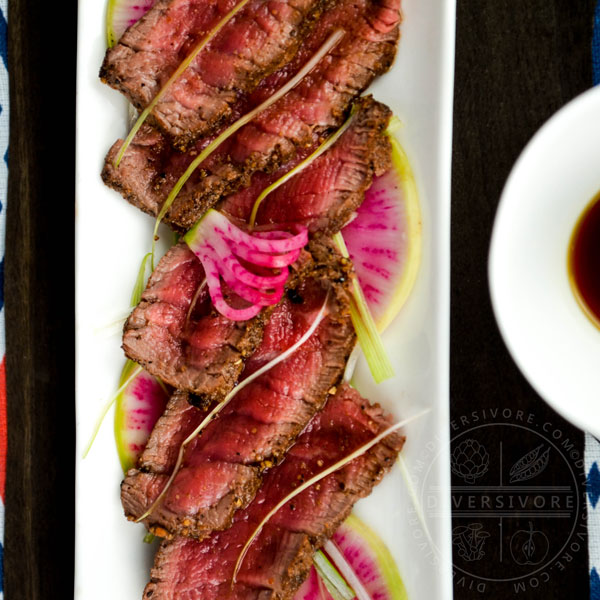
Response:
[[0, 0, 7, 595], [587, 436, 600, 600]]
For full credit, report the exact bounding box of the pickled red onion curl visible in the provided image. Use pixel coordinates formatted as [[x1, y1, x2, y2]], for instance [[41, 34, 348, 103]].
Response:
[[183, 210, 308, 320]]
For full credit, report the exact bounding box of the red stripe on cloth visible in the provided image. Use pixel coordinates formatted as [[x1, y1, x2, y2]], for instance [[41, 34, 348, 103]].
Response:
[[0, 356, 6, 501]]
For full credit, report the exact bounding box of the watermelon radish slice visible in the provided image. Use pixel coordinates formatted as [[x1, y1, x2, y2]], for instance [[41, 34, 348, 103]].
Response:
[[113, 359, 169, 472], [106, 0, 155, 48], [295, 514, 408, 600], [343, 136, 421, 333], [296, 568, 334, 600]]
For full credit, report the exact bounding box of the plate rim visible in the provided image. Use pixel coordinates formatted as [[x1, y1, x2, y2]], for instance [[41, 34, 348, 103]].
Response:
[[488, 84, 600, 437], [74, 0, 457, 596]]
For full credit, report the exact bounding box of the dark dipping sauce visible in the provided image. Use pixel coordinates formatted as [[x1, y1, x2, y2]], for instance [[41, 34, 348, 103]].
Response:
[[568, 191, 600, 329]]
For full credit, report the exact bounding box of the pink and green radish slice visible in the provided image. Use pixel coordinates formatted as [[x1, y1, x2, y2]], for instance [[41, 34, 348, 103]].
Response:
[[342, 136, 421, 333], [106, 0, 155, 48], [114, 360, 169, 472], [295, 514, 408, 600], [296, 568, 335, 600]]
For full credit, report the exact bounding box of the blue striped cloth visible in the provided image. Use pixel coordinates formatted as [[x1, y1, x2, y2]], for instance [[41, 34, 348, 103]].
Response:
[[588, 7, 600, 599], [588, 443, 600, 599]]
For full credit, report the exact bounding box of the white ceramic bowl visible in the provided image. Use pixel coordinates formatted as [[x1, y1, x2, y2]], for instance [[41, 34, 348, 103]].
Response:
[[489, 86, 600, 437]]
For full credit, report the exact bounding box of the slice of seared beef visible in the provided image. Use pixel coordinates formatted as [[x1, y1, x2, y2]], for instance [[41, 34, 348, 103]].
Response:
[[101, 0, 331, 150], [143, 383, 404, 599], [220, 96, 392, 234], [122, 242, 268, 405], [122, 236, 342, 402], [98, 0, 242, 112], [121, 266, 356, 539], [102, 0, 401, 231], [101, 0, 235, 110]]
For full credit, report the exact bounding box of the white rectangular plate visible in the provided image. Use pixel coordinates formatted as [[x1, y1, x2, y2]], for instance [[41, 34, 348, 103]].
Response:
[[75, 1, 456, 597]]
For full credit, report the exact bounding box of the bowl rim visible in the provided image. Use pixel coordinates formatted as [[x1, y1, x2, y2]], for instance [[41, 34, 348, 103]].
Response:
[[488, 84, 600, 436]]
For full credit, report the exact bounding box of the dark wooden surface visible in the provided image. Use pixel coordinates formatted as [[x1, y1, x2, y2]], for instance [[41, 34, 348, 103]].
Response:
[[3, 0, 594, 598], [5, 1, 77, 598], [450, 1, 593, 597]]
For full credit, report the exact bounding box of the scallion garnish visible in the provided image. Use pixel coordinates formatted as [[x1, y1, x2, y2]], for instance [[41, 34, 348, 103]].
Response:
[[248, 112, 356, 229], [332, 232, 394, 383], [232, 408, 429, 583]]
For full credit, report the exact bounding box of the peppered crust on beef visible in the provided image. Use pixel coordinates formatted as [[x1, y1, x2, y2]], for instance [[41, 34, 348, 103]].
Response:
[[101, 0, 333, 150], [122, 236, 349, 404], [121, 242, 268, 406], [121, 257, 356, 539], [142, 383, 404, 599], [220, 96, 393, 234], [101, 0, 401, 231]]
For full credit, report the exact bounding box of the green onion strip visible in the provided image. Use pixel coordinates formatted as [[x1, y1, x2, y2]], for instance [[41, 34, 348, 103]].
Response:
[[232, 408, 429, 584], [248, 111, 355, 229], [106, 0, 118, 48], [131, 252, 153, 307], [313, 550, 356, 600], [82, 361, 143, 459], [332, 232, 394, 383]]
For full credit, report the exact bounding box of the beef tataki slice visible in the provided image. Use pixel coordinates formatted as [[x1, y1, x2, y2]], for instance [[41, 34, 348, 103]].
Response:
[[143, 383, 404, 600], [101, 0, 332, 150], [220, 96, 393, 234], [122, 242, 268, 405], [121, 269, 355, 539], [100, 0, 235, 110], [102, 0, 401, 231], [121, 237, 341, 402]]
